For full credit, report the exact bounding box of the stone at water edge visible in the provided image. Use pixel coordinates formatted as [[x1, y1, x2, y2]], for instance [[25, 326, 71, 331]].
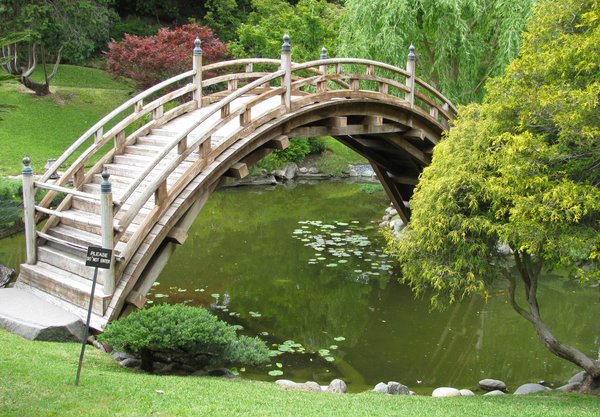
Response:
[[299, 167, 308, 174], [372, 382, 388, 393], [120, 358, 141, 368], [483, 390, 505, 396], [568, 371, 588, 385], [308, 167, 319, 174], [387, 381, 410, 395], [304, 381, 322, 392], [513, 383, 551, 395], [0, 264, 15, 287], [276, 380, 321, 392], [459, 389, 475, 396], [431, 387, 461, 397], [479, 378, 507, 392], [111, 351, 134, 361], [557, 382, 581, 393], [327, 379, 347, 393]]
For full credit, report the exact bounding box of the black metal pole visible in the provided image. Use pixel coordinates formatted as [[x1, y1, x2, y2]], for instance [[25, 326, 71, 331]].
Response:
[[75, 266, 99, 386]]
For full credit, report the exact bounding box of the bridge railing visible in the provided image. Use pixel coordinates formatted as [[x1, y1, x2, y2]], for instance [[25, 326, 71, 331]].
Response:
[[25, 34, 456, 298]]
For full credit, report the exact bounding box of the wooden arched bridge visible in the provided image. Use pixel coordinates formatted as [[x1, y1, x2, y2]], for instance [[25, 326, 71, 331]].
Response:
[[16, 36, 456, 330]]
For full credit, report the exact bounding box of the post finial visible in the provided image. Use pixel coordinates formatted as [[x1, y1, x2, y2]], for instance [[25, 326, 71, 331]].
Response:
[[101, 166, 111, 193], [193, 38, 202, 56], [320, 47, 327, 60], [282, 33, 291, 53], [22, 156, 32, 176], [408, 43, 415, 61]]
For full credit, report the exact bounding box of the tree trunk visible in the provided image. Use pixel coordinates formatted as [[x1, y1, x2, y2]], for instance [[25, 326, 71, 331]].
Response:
[[505, 253, 600, 388], [21, 76, 50, 96], [140, 348, 154, 372]]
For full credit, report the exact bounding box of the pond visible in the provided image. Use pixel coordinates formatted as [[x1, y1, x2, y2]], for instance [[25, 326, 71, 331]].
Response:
[[0, 180, 598, 393]]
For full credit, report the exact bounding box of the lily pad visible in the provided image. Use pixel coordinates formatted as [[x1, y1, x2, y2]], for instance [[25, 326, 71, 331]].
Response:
[[268, 370, 284, 376], [333, 336, 346, 342]]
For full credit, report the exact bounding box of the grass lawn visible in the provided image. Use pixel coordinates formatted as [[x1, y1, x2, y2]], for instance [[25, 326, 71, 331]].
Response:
[[0, 65, 134, 175], [0, 330, 597, 417], [316, 137, 367, 175]]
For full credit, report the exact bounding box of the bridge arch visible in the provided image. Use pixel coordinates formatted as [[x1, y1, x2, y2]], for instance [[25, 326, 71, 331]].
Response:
[[16, 38, 455, 329]]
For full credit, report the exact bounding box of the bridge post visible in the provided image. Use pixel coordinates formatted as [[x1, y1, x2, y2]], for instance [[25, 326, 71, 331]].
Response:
[[318, 47, 328, 93], [21, 156, 36, 265], [100, 167, 115, 296], [192, 38, 203, 109], [406, 43, 416, 108], [281, 34, 292, 111]]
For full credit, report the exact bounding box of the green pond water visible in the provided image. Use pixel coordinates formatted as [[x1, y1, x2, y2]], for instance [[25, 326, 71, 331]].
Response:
[[0, 181, 598, 393]]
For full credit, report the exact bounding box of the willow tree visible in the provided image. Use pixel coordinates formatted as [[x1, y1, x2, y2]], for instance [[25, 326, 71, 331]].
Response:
[[389, 0, 600, 391], [339, 0, 534, 103]]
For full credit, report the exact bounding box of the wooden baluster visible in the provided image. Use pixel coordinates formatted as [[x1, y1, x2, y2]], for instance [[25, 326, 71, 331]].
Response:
[[94, 127, 103, 144], [177, 135, 187, 154], [73, 166, 85, 188], [192, 38, 203, 109], [245, 63, 253, 73], [430, 106, 439, 120], [22, 156, 36, 265], [350, 78, 359, 90], [155, 180, 168, 207], [318, 47, 328, 93], [199, 138, 211, 161], [135, 100, 143, 112], [228, 79, 238, 91], [114, 130, 126, 155], [335, 63, 342, 75], [100, 167, 115, 295], [378, 82, 389, 95], [406, 43, 416, 108], [153, 105, 164, 121], [240, 109, 251, 127], [221, 103, 230, 118], [367, 65, 374, 76], [281, 33, 292, 111]]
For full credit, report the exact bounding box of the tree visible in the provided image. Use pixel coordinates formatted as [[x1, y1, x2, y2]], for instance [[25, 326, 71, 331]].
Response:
[[388, 0, 600, 391], [229, 0, 342, 62], [0, 0, 116, 95], [106, 24, 227, 89], [339, 0, 534, 104], [204, 0, 252, 43]]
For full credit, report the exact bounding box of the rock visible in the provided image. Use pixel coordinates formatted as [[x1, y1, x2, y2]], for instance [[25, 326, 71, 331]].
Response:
[[387, 381, 410, 395], [372, 382, 388, 393], [388, 209, 398, 217], [299, 167, 308, 174], [379, 221, 389, 228], [304, 381, 322, 392], [0, 264, 15, 287], [225, 175, 278, 187], [207, 368, 237, 379], [514, 383, 551, 395], [382, 214, 391, 221], [327, 379, 347, 393], [390, 219, 404, 232], [308, 167, 319, 174], [568, 371, 588, 385], [479, 378, 507, 392], [111, 351, 134, 362], [459, 389, 475, 396], [348, 164, 375, 177], [409, 391, 416, 396], [483, 390, 505, 396], [432, 387, 461, 397], [120, 358, 141, 368], [0, 288, 84, 341], [557, 382, 581, 393]]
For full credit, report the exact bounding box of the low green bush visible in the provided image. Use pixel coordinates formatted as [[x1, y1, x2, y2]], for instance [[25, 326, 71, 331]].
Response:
[[0, 177, 22, 230], [98, 304, 270, 372], [255, 137, 327, 171], [110, 16, 161, 41]]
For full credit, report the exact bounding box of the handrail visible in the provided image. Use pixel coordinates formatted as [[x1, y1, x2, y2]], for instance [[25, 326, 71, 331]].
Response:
[[34, 181, 101, 201], [40, 69, 197, 183]]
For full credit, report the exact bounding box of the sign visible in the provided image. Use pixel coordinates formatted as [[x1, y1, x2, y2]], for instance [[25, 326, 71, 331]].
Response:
[[85, 246, 113, 269]]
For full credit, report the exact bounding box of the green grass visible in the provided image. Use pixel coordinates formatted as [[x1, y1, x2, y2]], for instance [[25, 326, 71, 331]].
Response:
[[0, 330, 597, 417], [315, 137, 367, 175], [0, 65, 134, 175]]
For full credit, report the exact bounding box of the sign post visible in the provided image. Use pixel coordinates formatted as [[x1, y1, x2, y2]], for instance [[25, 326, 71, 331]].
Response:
[[75, 246, 113, 386]]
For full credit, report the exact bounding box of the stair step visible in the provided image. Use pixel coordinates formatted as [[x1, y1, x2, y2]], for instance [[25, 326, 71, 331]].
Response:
[[71, 195, 152, 218], [137, 135, 173, 146], [38, 245, 100, 282], [19, 262, 110, 315], [114, 154, 163, 168], [151, 128, 179, 137], [92, 173, 133, 186], [47, 224, 126, 255]]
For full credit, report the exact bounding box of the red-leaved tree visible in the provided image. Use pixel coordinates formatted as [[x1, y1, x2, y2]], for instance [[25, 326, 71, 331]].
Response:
[[106, 24, 227, 89]]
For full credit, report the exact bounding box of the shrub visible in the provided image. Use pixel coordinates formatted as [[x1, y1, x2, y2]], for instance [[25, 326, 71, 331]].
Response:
[[0, 177, 22, 230], [109, 16, 161, 41], [105, 24, 228, 90], [98, 304, 269, 372]]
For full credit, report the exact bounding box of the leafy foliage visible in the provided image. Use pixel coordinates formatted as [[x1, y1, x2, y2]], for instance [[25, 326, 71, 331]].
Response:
[[98, 304, 270, 370], [389, 0, 599, 375], [109, 16, 161, 41], [255, 137, 325, 171], [106, 24, 227, 89], [339, 0, 534, 104], [0, 0, 116, 64], [204, 0, 252, 43], [229, 0, 342, 62]]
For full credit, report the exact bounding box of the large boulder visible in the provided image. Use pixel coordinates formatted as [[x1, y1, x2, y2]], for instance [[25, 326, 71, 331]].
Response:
[[432, 387, 461, 397], [568, 371, 588, 385], [273, 163, 298, 181], [327, 379, 347, 393], [459, 389, 475, 396], [514, 383, 551, 395], [372, 382, 388, 393], [276, 380, 321, 392], [387, 381, 410, 395], [0, 264, 15, 288], [120, 358, 141, 368], [557, 382, 581, 393], [479, 378, 507, 392]]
